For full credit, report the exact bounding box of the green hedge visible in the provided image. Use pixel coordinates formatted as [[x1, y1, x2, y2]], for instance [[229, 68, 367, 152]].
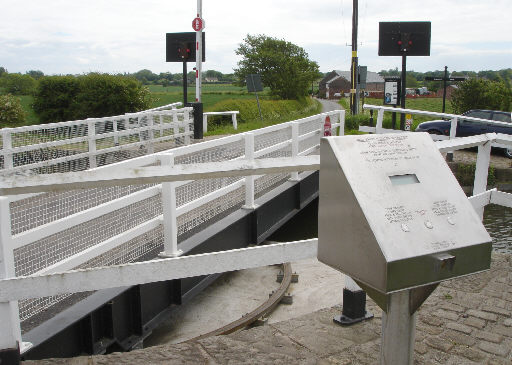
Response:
[[33, 73, 152, 124]]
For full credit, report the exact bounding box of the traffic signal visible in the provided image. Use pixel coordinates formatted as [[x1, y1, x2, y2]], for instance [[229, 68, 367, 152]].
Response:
[[178, 42, 191, 60]]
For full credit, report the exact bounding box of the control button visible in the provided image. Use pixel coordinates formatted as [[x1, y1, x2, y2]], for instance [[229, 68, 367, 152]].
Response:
[[401, 223, 410, 232], [447, 217, 455, 225], [424, 221, 434, 229]]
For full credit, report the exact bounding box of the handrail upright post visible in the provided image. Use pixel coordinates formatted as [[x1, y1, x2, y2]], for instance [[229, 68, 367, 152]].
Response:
[[159, 154, 182, 257], [0, 197, 25, 361], [473, 140, 492, 219], [376, 108, 384, 134], [290, 123, 300, 181], [87, 120, 97, 169], [147, 113, 155, 155], [446, 117, 458, 162], [113, 119, 119, 146], [2, 131, 13, 170], [339, 110, 346, 136], [203, 114, 208, 133], [184, 109, 191, 145], [242, 133, 258, 209], [232, 112, 238, 130], [172, 110, 179, 143]]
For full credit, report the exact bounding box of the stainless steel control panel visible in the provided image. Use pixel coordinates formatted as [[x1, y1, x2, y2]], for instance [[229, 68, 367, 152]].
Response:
[[317, 133, 492, 293]]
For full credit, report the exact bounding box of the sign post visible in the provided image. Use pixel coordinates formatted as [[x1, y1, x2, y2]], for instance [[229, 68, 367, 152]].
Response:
[[246, 74, 264, 121], [379, 21, 431, 130], [425, 67, 466, 113]]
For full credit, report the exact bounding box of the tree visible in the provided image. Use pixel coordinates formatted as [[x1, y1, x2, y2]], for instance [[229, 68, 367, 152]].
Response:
[[451, 78, 511, 114], [26, 70, 44, 80], [33, 73, 152, 123], [406, 74, 419, 88], [0, 73, 37, 95], [133, 69, 158, 84], [234, 34, 320, 99], [0, 67, 7, 77]]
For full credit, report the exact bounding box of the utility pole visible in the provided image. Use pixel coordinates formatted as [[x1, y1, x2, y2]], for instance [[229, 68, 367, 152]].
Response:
[[350, 0, 358, 115]]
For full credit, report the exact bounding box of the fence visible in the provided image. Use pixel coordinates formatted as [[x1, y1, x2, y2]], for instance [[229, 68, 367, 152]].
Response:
[[0, 110, 344, 354], [0, 102, 191, 175]]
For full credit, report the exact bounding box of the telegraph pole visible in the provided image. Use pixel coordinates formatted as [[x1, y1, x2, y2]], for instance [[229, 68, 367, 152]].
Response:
[[350, 0, 358, 115]]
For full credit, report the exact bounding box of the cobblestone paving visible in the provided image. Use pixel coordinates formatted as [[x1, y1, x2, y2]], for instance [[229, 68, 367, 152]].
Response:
[[23, 253, 511, 364]]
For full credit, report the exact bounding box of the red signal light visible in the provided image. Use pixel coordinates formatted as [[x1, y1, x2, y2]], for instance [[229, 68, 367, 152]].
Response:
[[398, 41, 402, 45]]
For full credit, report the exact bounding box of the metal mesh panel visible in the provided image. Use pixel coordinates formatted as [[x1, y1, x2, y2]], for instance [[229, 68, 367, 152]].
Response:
[[13, 193, 163, 277], [10, 185, 154, 235], [0, 109, 194, 175], [177, 185, 245, 238], [255, 127, 291, 152], [12, 112, 331, 325]]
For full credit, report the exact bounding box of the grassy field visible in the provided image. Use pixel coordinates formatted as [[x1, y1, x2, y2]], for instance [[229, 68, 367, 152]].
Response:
[[149, 83, 273, 112], [3, 84, 320, 135]]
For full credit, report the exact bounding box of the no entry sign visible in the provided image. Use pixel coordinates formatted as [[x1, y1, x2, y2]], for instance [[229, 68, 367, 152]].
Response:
[[324, 116, 332, 136], [192, 17, 204, 31]]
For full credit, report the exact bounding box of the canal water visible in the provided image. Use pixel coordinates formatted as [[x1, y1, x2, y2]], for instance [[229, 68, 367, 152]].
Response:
[[483, 204, 512, 254]]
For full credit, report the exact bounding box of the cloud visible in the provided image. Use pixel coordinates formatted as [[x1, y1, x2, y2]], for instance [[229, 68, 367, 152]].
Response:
[[0, 0, 510, 75]]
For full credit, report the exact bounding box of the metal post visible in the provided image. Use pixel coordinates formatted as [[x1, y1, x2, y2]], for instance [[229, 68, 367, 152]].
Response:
[[446, 117, 458, 162], [242, 133, 257, 209], [350, 0, 358, 115], [0, 197, 22, 363], [2, 130, 13, 170], [380, 290, 416, 365], [146, 114, 155, 154], [473, 141, 492, 219], [183, 61, 188, 105], [192, 103, 203, 140], [158, 154, 182, 258], [184, 109, 191, 145], [290, 123, 299, 181], [87, 120, 97, 169], [334, 276, 373, 325], [338, 110, 345, 136], [400, 54, 407, 130], [442, 66, 448, 114], [376, 108, 384, 134], [195, 0, 203, 103]]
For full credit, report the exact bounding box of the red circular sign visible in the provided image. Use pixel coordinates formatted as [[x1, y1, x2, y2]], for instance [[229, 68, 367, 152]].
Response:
[[192, 17, 203, 31], [323, 116, 332, 136]]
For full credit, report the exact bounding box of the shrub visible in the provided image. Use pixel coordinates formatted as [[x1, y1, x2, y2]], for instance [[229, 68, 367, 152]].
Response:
[[451, 78, 512, 114], [0, 94, 26, 125], [33, 73, 153, 123]]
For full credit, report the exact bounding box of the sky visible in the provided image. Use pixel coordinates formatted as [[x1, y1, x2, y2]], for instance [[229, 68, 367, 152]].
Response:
[[1, 0, 511, 76]]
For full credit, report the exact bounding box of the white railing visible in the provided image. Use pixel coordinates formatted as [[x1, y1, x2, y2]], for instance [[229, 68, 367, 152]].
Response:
[[203, 111, 240, 132], [1, 105, 511, 356], [0, 103, 192, 175], [361, 104, 512, 149], [0, 110, 344, 354]]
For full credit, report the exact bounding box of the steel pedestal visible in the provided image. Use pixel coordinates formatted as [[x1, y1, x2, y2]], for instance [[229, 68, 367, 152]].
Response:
[[380, 290, 416, 365]]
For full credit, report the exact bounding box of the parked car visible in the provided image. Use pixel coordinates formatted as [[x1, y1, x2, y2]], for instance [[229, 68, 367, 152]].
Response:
[[415, 109, 512, 157]]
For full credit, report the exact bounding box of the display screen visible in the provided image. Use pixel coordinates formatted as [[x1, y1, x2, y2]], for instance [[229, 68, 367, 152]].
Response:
[[389, 174, 419, 185]]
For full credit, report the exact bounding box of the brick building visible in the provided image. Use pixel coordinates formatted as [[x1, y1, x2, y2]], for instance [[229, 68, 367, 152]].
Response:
[[319, 70, 385, 99]]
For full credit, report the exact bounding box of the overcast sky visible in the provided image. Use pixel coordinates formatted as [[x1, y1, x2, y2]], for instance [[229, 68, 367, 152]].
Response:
[[1, 0, 511, 76]]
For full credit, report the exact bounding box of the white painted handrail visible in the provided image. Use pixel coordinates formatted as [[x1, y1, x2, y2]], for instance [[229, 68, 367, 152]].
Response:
[[203, 111, 240, 132]]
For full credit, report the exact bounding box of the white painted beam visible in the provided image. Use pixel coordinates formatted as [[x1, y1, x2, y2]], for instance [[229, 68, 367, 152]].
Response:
[[0, 239, 319, 302], [0, 156, 320, 195]]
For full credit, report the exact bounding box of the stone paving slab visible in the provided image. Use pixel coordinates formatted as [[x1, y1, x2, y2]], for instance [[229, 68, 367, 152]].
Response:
[[22, 253, 512, 364]]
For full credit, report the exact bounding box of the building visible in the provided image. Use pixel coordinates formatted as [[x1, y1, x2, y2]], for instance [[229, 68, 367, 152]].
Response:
[[319, 70, 385, 99]]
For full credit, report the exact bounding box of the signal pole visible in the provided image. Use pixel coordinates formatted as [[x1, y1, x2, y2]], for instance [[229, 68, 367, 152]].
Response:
[[350, 0, 358, 115], [195, 0, 203, 102]]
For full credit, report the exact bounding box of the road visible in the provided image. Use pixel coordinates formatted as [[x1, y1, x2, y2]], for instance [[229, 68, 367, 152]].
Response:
[[316, 98, 343, 113]]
